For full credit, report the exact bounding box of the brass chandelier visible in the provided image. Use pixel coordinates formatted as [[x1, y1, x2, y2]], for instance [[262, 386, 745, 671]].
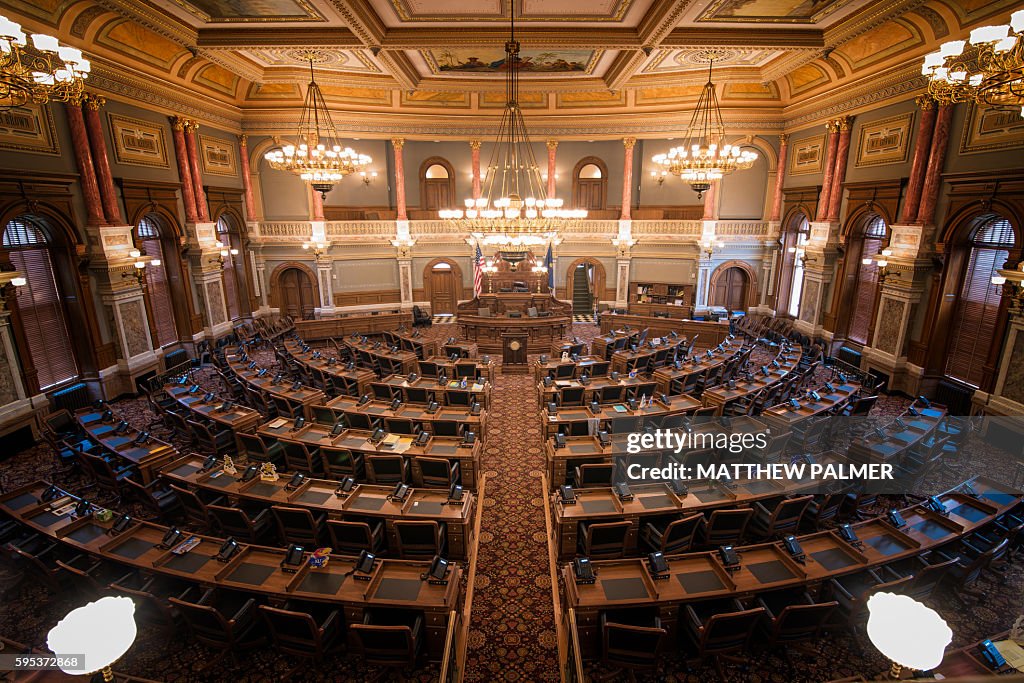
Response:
[[438, 8, 586, 245], [651, 58, 757, 199], [0, 15, 90, 111], [264, 56, 370, 199], [922, 12, 1024, 114]]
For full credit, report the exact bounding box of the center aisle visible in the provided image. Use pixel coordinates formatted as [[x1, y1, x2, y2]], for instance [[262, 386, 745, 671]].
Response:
[[463, 366, 558, 681]]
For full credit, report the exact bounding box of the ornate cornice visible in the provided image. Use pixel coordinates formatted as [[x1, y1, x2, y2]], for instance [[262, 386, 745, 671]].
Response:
[[784, 62, 926, 130]]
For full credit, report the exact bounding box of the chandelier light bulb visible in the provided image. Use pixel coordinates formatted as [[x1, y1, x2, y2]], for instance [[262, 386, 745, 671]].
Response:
[[31, 33, 59, 52], [938, 40, 966, 57], [10, 276, 26, 287], [970, 25, 1009, 45], [1012, 10, 1024, 33], [151, 259, 161, 266]]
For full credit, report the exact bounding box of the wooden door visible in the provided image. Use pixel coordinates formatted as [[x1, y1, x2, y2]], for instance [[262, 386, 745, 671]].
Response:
[[429, 268, 457, 314], [713, 267, 749, 313], [574, 179, 604, 210], [277, 268, 315, 319], [424, 180, 451, 211]]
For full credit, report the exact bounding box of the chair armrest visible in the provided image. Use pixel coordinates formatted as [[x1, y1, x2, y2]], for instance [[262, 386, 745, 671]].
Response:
[[230, 597, 257, 624], [252, 509, 271, 524], [320, 609, 340, 634], [641, 522, 663, 541], [755, 596, 776, 619], [828, 578, 854, 601], [961, 539, 984, 556], [684, 604, 703, 632]]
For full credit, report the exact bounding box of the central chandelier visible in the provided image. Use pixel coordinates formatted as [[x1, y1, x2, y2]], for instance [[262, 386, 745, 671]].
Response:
[[922, 12, 1024, 115], [438, 8, 586, 242], [0, 15, 90, 111], [651, 58, 757, 199], [264, 55, 370, 199]]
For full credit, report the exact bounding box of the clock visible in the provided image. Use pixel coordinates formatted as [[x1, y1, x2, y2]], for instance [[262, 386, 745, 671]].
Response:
[[501, 332, 528, 373], [509, 340, 521, 351]]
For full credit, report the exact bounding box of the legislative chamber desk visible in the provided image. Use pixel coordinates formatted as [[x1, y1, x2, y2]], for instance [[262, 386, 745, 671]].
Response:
[[533, 355, 605, 382], [0, 482, 460, 660], [535, 374, 654, 408], [562, 476, 1021, 659], [343, 338, 419, 376], [323, 396, 487, 437], [545, 416, 772, 489], [375, 374, 493, 410], [257, 421, 482, 490], [760, 381, 862, 431], [75, 409, 177, 484], [161, 455, 475, 560], [609, 339, 686, 374], [383, 330, 438, 360], [421, 355, 497, 384], [225, 353, 327, 419], [652, 344, 742, 395], [162, 383, 262, 450], [293, 311, 413, 340], [848, 406, 947, 465], [552, 451, 852, 560], [700, 347, 802, 410], [457, 314, 571, 354], [541, 397, 703, 440], [281, 339, 377, 396], [599, 315, 731, 347]]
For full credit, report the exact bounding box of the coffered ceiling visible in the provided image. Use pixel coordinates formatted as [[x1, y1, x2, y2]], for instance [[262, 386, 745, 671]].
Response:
[[1, 0, 1019, 134]]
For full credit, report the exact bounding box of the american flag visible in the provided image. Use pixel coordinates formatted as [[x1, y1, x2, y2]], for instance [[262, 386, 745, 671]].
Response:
[[473, 244, 483, 298]]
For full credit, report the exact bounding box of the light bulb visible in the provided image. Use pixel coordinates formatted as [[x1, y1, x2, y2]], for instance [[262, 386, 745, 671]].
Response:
[[992, 275, 1007, 285], [938, 40, 965, 58], [129, 249, 141, 259], [31, 33, 59, 52], [970, 25, 1008, 45], [151, 259, 161, 266], [11, 276, 26, 287]]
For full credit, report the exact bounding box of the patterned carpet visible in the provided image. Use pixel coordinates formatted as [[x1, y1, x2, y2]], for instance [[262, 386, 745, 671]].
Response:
[[1, 321, 1022, 683]]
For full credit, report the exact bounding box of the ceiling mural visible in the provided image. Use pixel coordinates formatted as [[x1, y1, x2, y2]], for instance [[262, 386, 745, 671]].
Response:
[[169, 0, 322, 22], [698, 0, 855, 23], [382, 0, 636, 22], [425, 48, 598, 75]]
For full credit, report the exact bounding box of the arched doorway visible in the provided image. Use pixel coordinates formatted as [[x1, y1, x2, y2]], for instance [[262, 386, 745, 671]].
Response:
[[710, 261, 757, 313], [565, 257, 607, 314], [420, 158, 455, 211], [424, 259, 462, 315], [572, 157, 607, 211], [270, 263, 318, 319]]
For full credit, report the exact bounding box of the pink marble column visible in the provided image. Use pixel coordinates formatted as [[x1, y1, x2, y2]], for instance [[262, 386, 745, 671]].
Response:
[[546, 140, 558, 199], [916, 103, 954, 225], [184, 120, 209, 221], [170, 117, 198, 223], [621, 137, 636, 220], [470, 140, 482, 200], [815, 121, 839, 221], [238, 134, 257, 221], [770, 133, 788, 222], [900, 96, 938, 224], [310, 185, 325, 221], [702, 180, 718, 220], [826, 116, 852, 221], [82, 95, 122, 225], [64, 101, 105, 227], [392, 138, 407, 221]]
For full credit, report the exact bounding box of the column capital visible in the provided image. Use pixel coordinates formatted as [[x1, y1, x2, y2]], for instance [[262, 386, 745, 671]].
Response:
[[778, 133, 789, 145], [83, 93, 106, 110], [238, 133, 248, 145], [546, 139, 559, 150], [825, 120, 838, 133], [622, 137, 637, 150], [170, 116, 187, 131], [185, 119, 200, 133], [836, 115, 853, 131], [469, 140, 481, 150], [391, 137, 405, 150], [915, 94, 937, 111]]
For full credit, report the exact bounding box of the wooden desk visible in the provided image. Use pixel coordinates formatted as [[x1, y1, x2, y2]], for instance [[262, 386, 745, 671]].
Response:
[[459, 292, 571, 317], [599, 315, 730, 347], [610, 339, 686, 374], [761, 382, 861, 431], [552, 451, 852, 560], [652, 345, 740, 396], [535, 375, 653, 408], [421, 356, 497, 384], [225, 353, 327, 419], [457, 315, 571, 354], [591, 332, 638, 360], [323, 396, 487, 437], [282, 339, 377, 397], [375, 374, 493, 410], [293, 312, 413, 340], [161, 455, 476, 560], [257, 422, 482, 490], [1, 481, 460, 660], [541, 397, 702, 440], [848, 406, 947, 465], [384, 330, 438, 360], [700, 348, 802, 411], [533, 356, 606, 382], [344, 338, 419, 376], [162, 383, 262, 450], [75, 409, 177, 484], [561, 476, 1020, 659]]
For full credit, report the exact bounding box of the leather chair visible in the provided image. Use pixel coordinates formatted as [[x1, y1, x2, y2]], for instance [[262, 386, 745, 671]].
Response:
[[207, 504, 275, 544], [574, 463, 615, 487], [327, 519, 385, 556], [237, 432, 285, 466], [350, 610, 424, 672], [701, 508, 754, 547], [122, 477, 182, 522], [366, 455, 408, 485], [258, 602, 342, 664], [756, 589, 837, 654], [281, 441, 321, 475], [640, 513, 703, 555], [271, 505, 327, 547], [801, 492, 845, 531], [169, 587, 266, 669], [321, 446, 365, 480], [384, 417, 421, 436], [187, 419, 235, 457], [597, 610, 666, 680], [578, 520, 630, 559], [418, 457, 460, 488], [346, 411, 381, 432], [749, 495, 813, 539], [682, 598, 766, 679], [393, 520, 446, 559], [170, 484, 224, 531], [82, 452, 135, 505]]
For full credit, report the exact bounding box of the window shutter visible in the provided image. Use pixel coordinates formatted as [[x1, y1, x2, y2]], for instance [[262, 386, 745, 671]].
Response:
[[141, 237, 177, 347], [848, 236, 883, 345], [222, 253, 240, 320], [9, 247, 78, 389], [945, 246, 1007, 387]]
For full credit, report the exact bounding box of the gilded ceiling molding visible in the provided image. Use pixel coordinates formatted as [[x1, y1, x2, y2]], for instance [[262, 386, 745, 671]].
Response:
[[605, 49, 649, 91], [784, 63, 927, 129], [94, 0, 198, 46], [375, 50, 419, 90], [194, 48, 263, 83], [69, 6, 109, 39], [637, 0, 696, 46], [822, 0, 927, 50], [327, 0, 386, 46]]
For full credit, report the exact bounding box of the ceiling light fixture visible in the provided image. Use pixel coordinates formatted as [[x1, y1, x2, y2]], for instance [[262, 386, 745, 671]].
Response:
[[651, 57, 758, 199], [438, 7, 586, 246], [264, 55, 370, 199], [0, 15, 90, 110]]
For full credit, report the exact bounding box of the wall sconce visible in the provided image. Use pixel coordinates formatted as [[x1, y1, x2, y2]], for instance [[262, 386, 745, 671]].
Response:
[[531, 264, 549, 293], [482, 259, 498, 293], [991, 262, 1024, 305], [0, 270, 26, 310], [650, 170, 667, 187], [303, 241, 329, 260], [787, 245, 816, 267], [122, 249, 157, 285], [541, 172, 559, 182], [359, 170, 378, 186], [209, 240, 239, 267], [701, 239, 724, 259]]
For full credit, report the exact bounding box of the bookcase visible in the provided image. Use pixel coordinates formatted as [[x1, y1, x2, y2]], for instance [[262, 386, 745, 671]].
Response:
[[629, 281, 694, 318]]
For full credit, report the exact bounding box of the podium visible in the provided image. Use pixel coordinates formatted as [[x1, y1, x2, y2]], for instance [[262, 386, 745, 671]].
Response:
[[501, 332, 528, 374]]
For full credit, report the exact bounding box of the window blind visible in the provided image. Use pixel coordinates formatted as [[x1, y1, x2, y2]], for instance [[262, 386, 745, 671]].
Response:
[[140, 236, 177, 347]]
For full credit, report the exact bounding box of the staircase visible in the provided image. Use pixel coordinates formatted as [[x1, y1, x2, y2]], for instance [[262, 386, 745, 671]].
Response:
[[572, 266, 592, 314]]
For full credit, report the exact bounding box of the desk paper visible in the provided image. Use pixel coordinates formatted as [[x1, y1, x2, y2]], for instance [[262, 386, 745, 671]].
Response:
[[995, 640, 1024, 672]]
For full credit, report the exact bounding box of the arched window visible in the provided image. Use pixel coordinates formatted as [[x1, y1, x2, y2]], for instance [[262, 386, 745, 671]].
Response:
[[945, 217, 1015, 387], [779, 213, 810, 318], [572, 157, 607, 210], [216, 215, 243, 321], [3, 217, 78, 389], [848, 215, 887, 345], [420, 158, 455, 211], [136, 215, 177, 347]]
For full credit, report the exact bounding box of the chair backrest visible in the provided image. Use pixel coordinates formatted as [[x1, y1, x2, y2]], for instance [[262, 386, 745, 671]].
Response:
[[699, 607, 766, 655], [419, 456, 455, 485], [602, 618, 665, 669], [555, 363, 576, 379], [771, 600, 837, 643], [577, 463, 615, 486], [446, 389, 472, 406], [372, 383, 396, 400], [207, 504, 256, 540], [433, 420, 462, 437], [346, 412, 377, 431], [121, 477, 165, 519], [901, 558, 958, 601], [169, 596, 235, 648], [405, 386, 433, 404], [394, 520, 443, 559], [455, 362, 476, 378], [259, 605, 325, 658], [599, 385, 623, 403], [238, 432, 270, 460], [560, 387, 585, 406], [705, 508, 754, 545], [582, 520, 630, 559], [418, 361, 439, 378], [589, 361, 610, 377], [321, 446, 360, 477], [170, 484, 213, 527], [766, 495, 814, 534], [660, 514, 704, 554], [327, 520, 375, 555], [350, 623, 418, 667], [312, 406, 338, 426], [367, 455, 405, 484], [272, 505, 322, 546]]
